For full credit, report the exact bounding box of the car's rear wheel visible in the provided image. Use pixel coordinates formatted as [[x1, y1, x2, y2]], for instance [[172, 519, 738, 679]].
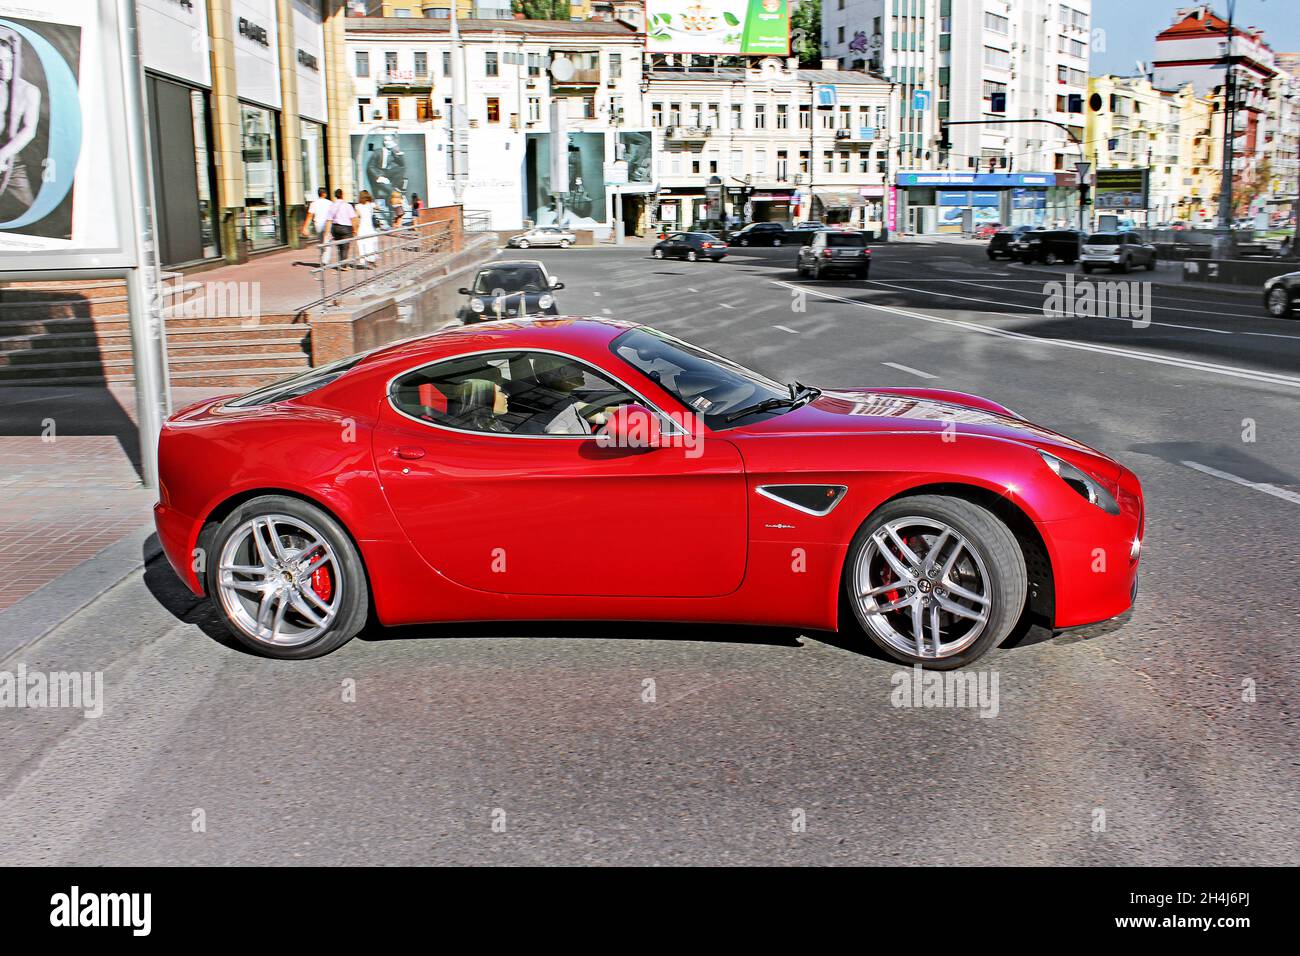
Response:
[[1118, 258, 1130, 274], [844, 495, 1026, 669], [653, 247, 665, 259], [772, 238, 783, 247], [559, 239, 571, 248], [1044, 252, 1059, 265], [1082, 264, 1093, 274], [209, 495, 368, 660], [687, 249, 699, 262], [738, 238, 750, 246], [1266, 286, 1291, 317]]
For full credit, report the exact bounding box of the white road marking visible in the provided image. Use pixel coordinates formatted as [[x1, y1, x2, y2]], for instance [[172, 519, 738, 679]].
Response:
[[1180, 460, 1300, 505], [591, 290, 601, 297], [718, 303, 736, 309], [601, 308, 612, 315], [688, 287, 699, 292], [774, 324, 800, 334], [881, 361, 937, 379], [771, 279, 1300, 390]]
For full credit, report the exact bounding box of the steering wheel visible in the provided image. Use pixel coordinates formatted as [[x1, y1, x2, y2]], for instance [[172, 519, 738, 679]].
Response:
[[577, 391, 636, 426]]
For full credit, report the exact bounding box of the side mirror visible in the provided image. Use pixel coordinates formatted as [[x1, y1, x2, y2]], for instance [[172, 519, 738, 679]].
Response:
[[596, 404, 663, 450], [458, 288, 471, 296], [551, 282, 565, 290]]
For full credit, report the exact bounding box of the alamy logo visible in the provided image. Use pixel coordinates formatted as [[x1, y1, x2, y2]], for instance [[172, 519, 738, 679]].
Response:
[[0, 666, 103, 718], [50, 886, 151, 936]]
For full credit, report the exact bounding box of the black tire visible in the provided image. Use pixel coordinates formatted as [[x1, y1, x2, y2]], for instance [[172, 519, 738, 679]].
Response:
[[653, 247, 665, 259], [987, 250, 996, 260], [1266, 286, 1291, 317], [1081, 264, 1093, 274], [687, 249, 699, 262], [772, 237, 783, 247], [1044, 252, 1059, 265], [739, 238, 750, 246], [1118, 258, 1130, 274], [516, 239, 530, 249], [857, 267, 870, 280], [842, 494, 1027, 670], [558, 239, 571, 249], [206, 495, 369, 660], [1146, 256, 1156, 271]]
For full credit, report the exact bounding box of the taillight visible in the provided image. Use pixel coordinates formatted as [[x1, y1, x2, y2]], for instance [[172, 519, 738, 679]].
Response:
[[822, 249, 833, 259], [702, 242, 713, 248]]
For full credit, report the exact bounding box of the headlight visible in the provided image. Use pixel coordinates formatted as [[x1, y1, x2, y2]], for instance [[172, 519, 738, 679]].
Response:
[[537, 294, 554, 309], [1037, 450, 1121, 515], [469, 297, 485, 313]]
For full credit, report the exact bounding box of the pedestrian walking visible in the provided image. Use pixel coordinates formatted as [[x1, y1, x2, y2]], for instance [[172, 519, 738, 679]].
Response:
[[388, 189, 405, 230], [326, 188, 356, 267], [355, 190, 379, 268], [304, 187, 333, 262]]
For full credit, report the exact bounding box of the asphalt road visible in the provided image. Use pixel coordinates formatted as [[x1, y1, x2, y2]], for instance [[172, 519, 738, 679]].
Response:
[[1, 239, 1296, 865]]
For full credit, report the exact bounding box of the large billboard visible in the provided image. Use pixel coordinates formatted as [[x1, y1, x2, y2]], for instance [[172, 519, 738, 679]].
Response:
[[351, 132, 428, 220], [645, 0, 790, 56], [1094, 168, 1149, 210], [525, 131, 608, 227], [0, 0, 134, 266]]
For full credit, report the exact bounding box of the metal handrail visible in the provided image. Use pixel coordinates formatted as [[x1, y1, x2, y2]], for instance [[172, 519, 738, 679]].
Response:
[[309, 218, 455, 308]]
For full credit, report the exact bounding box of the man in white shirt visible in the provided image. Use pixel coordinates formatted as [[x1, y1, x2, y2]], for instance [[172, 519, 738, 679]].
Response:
[[304, 187, 333, 261], [325, 189, 356, 267]]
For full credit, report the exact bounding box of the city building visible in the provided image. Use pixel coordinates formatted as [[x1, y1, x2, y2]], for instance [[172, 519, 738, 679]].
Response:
[[346, 17, 649, 235], [645, 56, 894, 234], [138, 0, 353, 266], [347, 1, 478, 18], [1262, 54, 1299, 222], [821, 0, 1092, 233]]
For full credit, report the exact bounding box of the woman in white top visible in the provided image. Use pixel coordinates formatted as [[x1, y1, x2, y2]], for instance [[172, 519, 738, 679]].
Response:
[[354, 190, 379, 268]]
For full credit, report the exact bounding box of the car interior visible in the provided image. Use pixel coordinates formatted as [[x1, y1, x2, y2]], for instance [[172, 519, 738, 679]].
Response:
[[471, 266, 550, 296], [391, 351, 640, 436]]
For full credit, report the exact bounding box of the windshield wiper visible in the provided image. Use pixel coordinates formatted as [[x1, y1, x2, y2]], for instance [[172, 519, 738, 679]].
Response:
[[724, 382, 820, 423]]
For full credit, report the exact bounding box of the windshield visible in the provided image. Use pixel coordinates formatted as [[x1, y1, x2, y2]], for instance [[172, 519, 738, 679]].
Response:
[[1087, 233, 1121, 244], [226, 352, 368, 407], [827, 233, 866, 247], [610, 327, 793, 429], [473, 265, 548, 295]]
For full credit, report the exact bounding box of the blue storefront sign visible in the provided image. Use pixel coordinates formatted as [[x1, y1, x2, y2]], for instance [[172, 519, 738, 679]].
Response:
[[896, 172, 1057, 188], [938, 190, 971, 206], [816, 85, 837, 107]]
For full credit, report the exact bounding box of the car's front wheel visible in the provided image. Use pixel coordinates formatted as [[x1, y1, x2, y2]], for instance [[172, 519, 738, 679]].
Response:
[[516, 239, 530, 249], [208, 495, 368, 659], [844, 495, 1027, 669], [1266, 286, 1292, 317], [653, 247, 665, 259], [1044, 252, 1059, 265], [559, 239, 571, 248]]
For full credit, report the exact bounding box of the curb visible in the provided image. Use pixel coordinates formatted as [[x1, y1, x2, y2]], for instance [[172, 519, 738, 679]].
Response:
[[0, 523, 161, 663]]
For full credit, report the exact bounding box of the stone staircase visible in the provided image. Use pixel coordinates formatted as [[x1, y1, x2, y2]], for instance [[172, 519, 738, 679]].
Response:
[[0, 275, 311, 388]]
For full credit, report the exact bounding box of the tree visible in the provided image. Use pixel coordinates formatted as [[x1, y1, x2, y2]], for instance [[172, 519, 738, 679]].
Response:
[[790, 0, 822, 67], [511, 0, 571, 19]]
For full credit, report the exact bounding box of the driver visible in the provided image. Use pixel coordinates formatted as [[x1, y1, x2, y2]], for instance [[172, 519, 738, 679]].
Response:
[[530, 355, 595, 435]]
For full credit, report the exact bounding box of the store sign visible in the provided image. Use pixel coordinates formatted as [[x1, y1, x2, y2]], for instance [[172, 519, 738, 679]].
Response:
[[896, 172, 1057, 187], [645, 0, 790, 56], [0, 0, 136, 267], [232, 0, 280, 110], [815, 85, 837, 107], [1094, 168, 1149, 210], [292, 0, 326, 121], [138, 0, 211, 88]]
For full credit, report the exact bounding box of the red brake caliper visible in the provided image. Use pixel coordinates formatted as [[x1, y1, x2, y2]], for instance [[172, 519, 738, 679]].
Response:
[[308, 549, 333, 602]]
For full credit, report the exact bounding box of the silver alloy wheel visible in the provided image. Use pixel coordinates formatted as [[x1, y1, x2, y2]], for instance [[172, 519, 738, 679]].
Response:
[[653, 247, 664, 258], [216, 514, 342, 648], [517, 239, 529, 248], [1267, 287, 1289, 316], [852, 516, 992, 659]]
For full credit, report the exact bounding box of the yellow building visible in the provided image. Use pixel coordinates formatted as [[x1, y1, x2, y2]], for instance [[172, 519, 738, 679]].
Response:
[[1086, 74, 1220, 226], [368, 1, 476, 19]]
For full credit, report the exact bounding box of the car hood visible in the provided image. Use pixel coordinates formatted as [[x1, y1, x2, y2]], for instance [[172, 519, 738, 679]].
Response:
[[735, 387, 1119, 477]]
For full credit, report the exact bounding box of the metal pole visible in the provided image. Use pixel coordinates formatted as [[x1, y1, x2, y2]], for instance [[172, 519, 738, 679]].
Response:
[[450, 14, 466, 204], [1220, 0, 1236, 231], [118, 0, 170, 489]]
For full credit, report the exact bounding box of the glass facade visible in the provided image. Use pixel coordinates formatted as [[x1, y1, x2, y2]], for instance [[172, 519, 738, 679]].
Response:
[[299, 119, 329, 205], [191, 90, 220, 260], [240, 103, 284, 250]]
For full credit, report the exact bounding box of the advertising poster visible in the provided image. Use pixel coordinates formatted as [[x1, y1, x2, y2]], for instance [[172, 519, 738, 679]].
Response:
[[646, 0, 790, 56], [1094, 168, 1149, 210], [0, 0, 127, 261], [525, 131, 608, 227], [351, 132, 427, 220], [617, 130, 652, 185]]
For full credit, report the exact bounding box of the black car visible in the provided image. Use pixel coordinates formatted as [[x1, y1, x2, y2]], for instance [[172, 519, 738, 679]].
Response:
[[1010, 229, 1081, 265], [1262, 270, 1300, 318], [987, 225, 1034, 260], [652, 232, 727, 262], [728, 222, 791, 247], [458, 260, 564, 323], [795, 230, 871, 279]]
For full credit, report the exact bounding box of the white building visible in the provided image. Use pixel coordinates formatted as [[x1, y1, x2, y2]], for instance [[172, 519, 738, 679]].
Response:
[[346, 17, 649, 234], [646, 56, 895, 234], [821, 0, 1091, 233]]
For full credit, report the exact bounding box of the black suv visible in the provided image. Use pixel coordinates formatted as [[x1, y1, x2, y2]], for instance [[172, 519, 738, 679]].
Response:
[[987, 225, 1033, 260], [795, 230, 871, 279], [1010, 229, 1081, 265], [728, 222, 789, 247]]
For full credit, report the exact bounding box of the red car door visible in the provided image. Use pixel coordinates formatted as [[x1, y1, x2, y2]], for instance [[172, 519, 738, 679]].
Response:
[[371, 400, 748, 598]]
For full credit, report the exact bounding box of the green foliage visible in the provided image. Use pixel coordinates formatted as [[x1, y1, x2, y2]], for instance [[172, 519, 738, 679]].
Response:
[[511, 0, 572, 20], [791, 0, 822, 66]]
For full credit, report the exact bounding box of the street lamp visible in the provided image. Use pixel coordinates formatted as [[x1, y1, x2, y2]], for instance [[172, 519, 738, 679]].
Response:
[[1075, 160, 1092, 232]]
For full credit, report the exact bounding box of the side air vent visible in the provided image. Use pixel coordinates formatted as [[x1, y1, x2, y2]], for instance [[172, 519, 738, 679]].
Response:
[[756, 484, 848, 517]]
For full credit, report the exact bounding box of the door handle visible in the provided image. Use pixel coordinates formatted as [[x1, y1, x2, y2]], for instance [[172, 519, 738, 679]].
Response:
[[393, 446, 426, 460]]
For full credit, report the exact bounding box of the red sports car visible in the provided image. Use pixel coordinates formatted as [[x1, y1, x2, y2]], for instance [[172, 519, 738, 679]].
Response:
[[155, 318, 1144, 668]]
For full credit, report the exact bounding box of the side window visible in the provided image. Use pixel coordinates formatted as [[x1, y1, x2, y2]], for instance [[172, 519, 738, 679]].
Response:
[[391, 351, 643, 436]]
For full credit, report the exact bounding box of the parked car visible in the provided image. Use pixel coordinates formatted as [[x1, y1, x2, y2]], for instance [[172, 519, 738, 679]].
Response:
[[795, 230, 871, 279], [1010, 229, 1081, 265], [986, 225, 1034, 260], [457, 260, 563, 322], [652, 232, 727, 262], [506, 226, 576, 249], [974, 222, 1003, 240], [1262, 270, 1300, 318], [156, 318, 1144, 666], [1080, 232, 1158, 273], [729, 222, 793, 247]]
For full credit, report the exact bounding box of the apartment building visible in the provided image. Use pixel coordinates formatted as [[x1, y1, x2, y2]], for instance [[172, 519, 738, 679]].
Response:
[[1262, 54, 1299, 221], [346, 18, 648, 233], [646, 57, 895, 234], [821, 0, 1091, 233]]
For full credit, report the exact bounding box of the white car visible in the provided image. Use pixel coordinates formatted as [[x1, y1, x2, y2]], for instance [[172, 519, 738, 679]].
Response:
[[1080, 232, 1157, 273], [507, 226, 576, 249]]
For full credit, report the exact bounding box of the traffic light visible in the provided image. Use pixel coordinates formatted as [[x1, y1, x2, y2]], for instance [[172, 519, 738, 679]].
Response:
[[1079, 183, 1092, 206], [938, 125, 951, 150], [1067, 93, 1083, 113], [990, 91, 1007, 113]]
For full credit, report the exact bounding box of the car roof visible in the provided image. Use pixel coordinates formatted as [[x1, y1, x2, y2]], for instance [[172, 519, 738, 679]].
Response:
[[358, 316, 639, 370], [476, 258, 548, 271]]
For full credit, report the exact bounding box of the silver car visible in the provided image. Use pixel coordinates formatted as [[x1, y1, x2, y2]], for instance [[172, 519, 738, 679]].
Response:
[[507, 226, 577, 249], [1080, 232, 1157, 273]]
